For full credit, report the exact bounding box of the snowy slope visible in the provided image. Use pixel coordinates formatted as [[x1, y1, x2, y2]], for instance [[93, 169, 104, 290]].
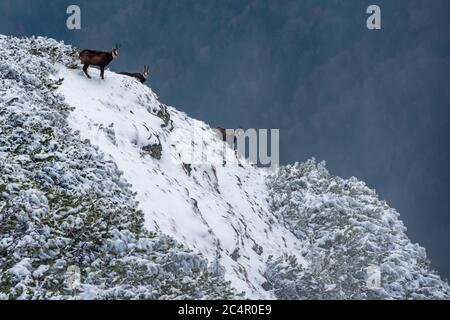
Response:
[[3, 35, 449, 300], [57, 66, 305, 298], [1, 35, 235, 300]]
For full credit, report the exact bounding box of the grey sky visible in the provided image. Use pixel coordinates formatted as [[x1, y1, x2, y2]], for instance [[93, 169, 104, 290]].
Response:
[[1, 0, 449, 280]]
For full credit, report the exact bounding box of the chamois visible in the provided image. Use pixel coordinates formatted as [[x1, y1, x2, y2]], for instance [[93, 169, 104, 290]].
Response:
[[119, 66, 150, 84], [215, 127, 243, 146], [79, 44, 119, 80]]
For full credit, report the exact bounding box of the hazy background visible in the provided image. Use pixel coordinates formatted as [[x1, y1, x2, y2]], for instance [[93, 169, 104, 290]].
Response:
[[1, 0, 449, 280]]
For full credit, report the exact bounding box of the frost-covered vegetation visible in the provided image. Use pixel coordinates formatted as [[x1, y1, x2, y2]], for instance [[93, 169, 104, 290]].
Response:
[[265, 160, 450, 299], [0, 35, 234, 299]]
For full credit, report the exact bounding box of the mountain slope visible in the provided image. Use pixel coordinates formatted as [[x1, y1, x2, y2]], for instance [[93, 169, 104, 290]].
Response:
[[1, 35, 449, 300], [0, 35, 233, 300], [57, 57, 305, 299]]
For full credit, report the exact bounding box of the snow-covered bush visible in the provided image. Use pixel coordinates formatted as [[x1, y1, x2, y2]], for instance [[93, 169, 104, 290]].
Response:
[[0, 35, 233, 300], [265, 159, 450, 299]]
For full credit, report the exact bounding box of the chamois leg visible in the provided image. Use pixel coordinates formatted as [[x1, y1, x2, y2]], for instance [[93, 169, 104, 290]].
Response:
[[82, 63, 91, 79], [100, 66, 105, 80]]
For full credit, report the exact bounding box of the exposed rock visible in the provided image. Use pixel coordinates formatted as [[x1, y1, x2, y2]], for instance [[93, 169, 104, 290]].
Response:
[[182, 163, 192, 176], [230, 248, 240, 261], [142, 142, 162, 160], [261, 281, 273, 291], [252, 243, 263, 256], [157, 104, 172, 129]]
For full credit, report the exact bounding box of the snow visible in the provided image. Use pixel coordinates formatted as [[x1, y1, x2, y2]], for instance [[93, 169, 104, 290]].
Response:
[[9, 259, 32, 279], [32, 265, 50, 278], [57, 66, 305, 298]]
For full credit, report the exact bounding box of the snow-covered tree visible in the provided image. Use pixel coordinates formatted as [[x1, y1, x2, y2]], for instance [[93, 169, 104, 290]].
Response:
[[265, 159, 450, 299]]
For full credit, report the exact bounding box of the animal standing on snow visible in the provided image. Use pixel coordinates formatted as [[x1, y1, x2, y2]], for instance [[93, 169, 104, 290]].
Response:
[[215, 127, 243, 146], [214, 127, 244, 166], [79, 44, 119, 80], [119, 66, 151, 83]]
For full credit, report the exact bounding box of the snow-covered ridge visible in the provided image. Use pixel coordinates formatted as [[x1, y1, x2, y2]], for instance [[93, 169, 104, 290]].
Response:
[[57, 61, 305, 298]]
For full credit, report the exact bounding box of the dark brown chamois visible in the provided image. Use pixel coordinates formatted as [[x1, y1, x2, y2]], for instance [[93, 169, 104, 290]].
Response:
[[79, 44, 119, 80], [214, 127, 243, 146], [119, 66, 150, 83]]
